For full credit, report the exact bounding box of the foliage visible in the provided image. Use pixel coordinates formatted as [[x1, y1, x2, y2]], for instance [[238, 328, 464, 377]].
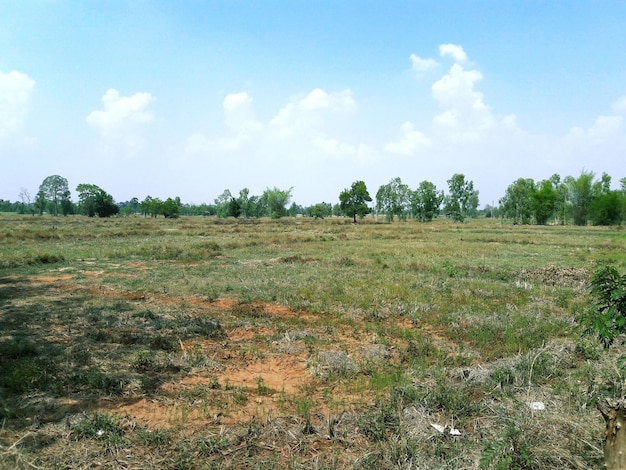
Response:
[[307, 202, 332, 219], [480, 420, 533, 469], [339, 180, 372, 222], [565, 170, 596, 226], [376, 177, 410, 221], [261, 186, 293, 218], [445, 173, 479, 222], [76, 183, 120, 217], [161, 197, 181, 218], [410, 180, 444, 222], [38, 175, 71, 216], [581, 266, 626, 348], [589, 190, 623, 226], [532, 178, 559, 225], [500, 178, 536, 224]]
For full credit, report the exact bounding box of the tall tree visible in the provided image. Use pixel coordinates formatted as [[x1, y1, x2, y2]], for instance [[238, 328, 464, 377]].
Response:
[[499, 178, 535, 224], [410, 180, 444, 222], [444, 173, 479, 222], [532, 179, 558, 225], [565, 170, 596, 226], [376, 177, 410, 221], [339, 180, 372, 223], [38, 175, 70, 216]]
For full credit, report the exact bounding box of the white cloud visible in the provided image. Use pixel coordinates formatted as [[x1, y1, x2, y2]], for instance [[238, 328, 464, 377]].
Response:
[[439, 44, 468, 64], [410, 54, 438, 77], [431, 63, 495, 138], [384, 121, 430, 155], [269, 88, 356, 140], [86, 89, 154, 139], [612, 96, 626, 114], [220, 91, 262, 150], [567, 115, 624, 143], [0, 69, 35, 140]]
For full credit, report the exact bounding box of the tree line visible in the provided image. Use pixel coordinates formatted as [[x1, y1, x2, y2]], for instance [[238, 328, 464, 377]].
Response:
[[1, 171, 624, 226]]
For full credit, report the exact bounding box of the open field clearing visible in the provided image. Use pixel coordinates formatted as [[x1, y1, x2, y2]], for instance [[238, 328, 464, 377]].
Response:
[[1, 215, 625, 468]]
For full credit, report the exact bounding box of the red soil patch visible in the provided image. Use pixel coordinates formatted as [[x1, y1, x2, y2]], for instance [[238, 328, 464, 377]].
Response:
[[217, 353, 310, 395]]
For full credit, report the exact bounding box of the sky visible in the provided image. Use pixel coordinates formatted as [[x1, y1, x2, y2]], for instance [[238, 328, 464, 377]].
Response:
[[1, 1, 625, 208]]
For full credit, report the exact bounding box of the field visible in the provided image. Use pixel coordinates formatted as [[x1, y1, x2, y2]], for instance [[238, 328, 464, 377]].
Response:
[[1, 214, 625, 469]]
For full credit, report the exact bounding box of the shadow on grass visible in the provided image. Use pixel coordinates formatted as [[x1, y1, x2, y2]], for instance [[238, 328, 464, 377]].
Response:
[[0, 275, 222, 431]]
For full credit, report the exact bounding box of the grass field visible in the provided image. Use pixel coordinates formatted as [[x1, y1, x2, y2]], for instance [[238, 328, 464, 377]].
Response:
[[1, 214, 625, 469]]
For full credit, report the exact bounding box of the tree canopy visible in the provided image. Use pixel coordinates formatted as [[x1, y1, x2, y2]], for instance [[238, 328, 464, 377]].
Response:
[[38, 175, 71, 216], [339, 181, 372, 223], [76, 184, 119, 217]]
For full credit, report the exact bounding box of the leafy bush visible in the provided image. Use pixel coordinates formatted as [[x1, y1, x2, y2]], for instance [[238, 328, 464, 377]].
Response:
[[581, 265, 626, 348]]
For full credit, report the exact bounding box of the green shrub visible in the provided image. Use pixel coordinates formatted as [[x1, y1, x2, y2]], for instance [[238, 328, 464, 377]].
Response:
[[580, 265, 626, 348]]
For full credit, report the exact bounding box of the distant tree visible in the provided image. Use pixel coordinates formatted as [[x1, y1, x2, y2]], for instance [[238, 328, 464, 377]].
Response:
[[339, 180, 372, 223], [376, 177, 410, 221], [120, 197, 140, 216], [140, 196, 153, 217], [260, 187, 293, 219], [288, 202, 304, 217], [444, 173, 479, 222], [565, 170, 596, 226], [161, 197, 181, 218], [307, 202, 332, 219], [35, 190, 47, 215], [532, 179, 558, 225], [499, 178, 535, 224], [18, 188, 34, 215], [76, 184, 119, 217], [215, 189, 237, 218], [589, 191, 623, 226], [38, 175, 70, 216], [410, 180, 444, 222], [550, 174, 570, 225], [60, 190, 74, 215], [237, 188, 261, 218]]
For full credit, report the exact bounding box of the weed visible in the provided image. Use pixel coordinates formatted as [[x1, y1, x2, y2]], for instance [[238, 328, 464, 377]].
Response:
[[357, 395, 400, 441], [256, 376, 271, 395]]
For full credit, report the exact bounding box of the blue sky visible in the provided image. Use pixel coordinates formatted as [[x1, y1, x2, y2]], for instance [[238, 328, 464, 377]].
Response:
[[1, 1, 625, 208]]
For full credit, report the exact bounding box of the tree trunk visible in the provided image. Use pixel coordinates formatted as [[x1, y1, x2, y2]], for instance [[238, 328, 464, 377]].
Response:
[[599, 398, 626, 470]]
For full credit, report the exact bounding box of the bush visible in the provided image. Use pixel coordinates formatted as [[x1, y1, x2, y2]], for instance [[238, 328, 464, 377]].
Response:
[[580, 266, 626, 348]]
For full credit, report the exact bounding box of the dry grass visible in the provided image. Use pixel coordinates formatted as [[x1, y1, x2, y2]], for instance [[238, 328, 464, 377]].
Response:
[[0, 214, 624, 468]]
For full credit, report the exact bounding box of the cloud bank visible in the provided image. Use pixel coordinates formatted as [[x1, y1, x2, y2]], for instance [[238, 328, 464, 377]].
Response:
[[0, 69, 35, 140]]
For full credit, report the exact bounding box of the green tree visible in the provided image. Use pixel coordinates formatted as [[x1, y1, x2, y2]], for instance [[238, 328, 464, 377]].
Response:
[[565, 170, 596, 226], [237, 188, 262, 218], [260, 187, 293, 219], [589, 191, 623, 226], [76, 184, 119, 217], [376, 177, 410, 222], [140, 196, 153, 217], [499, 178, 535, 224], [215, 189, 238, 218], [410, 180, 444, 222], [34, 190, 47, 215], [532, 179, 558, 225], [307, 202, 332, 219], [444, 173, 479, 222], [38, 175, 70, 216], [339, 180, 372, 223], [161, 197, 181, 218], [549, 174, 570, 225]]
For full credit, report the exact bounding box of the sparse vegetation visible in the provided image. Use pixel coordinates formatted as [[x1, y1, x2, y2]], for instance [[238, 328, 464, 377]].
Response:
[[0, 214, 623, 468]]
